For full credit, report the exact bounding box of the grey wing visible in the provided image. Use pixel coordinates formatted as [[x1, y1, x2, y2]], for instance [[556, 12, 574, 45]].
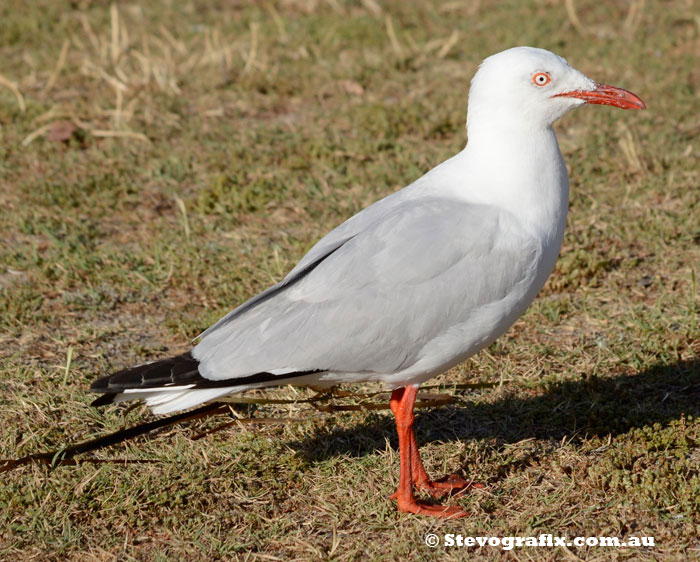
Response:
[[195, 234, 355, 341], [196, 183, 411, 341], [284, 150, 465, 277], [193, 199, 540, 380]]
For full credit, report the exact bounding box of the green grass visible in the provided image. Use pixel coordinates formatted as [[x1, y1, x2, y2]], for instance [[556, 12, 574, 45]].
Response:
[[1, 0, 698, 559]]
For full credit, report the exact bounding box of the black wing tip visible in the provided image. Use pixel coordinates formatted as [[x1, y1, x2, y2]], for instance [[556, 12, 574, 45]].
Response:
[[89, 351, 199, 394], [89, 350, 327, 407], [91, 393, 118, 407], [89, 373, 112, 393]]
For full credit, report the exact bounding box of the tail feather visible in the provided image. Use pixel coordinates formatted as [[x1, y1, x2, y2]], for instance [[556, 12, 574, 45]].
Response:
[[146, 387, 241, 414]]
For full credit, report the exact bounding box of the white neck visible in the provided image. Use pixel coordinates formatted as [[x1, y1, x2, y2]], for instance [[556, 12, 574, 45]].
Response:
[[457, 125, 570, 246]]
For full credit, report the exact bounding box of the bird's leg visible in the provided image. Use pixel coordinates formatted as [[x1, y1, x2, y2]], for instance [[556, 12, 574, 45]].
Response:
[[407, 427, 485, 498], [388, 385, 467, 518], [388, 388, 484, 500]]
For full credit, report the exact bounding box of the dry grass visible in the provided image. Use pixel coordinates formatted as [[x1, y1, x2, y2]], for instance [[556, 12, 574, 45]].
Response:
[[1, 0, 698, 560]]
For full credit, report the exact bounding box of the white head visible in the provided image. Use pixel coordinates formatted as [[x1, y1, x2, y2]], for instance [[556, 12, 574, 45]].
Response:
[[467, 47, 645, 138]]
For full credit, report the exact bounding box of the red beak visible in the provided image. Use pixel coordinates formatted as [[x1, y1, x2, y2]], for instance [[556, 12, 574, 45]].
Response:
[[553, 83, 646, 110]]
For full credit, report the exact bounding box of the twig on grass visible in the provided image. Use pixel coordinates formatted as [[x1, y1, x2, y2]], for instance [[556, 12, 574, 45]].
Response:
[[0, 384, 494, 472]]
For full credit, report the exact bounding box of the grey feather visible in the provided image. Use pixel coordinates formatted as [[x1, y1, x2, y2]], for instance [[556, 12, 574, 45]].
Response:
[[193, 197, 540, 381]]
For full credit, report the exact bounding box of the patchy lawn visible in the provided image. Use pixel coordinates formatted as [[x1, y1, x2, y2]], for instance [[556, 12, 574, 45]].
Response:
[[0, 0, 698, 560]]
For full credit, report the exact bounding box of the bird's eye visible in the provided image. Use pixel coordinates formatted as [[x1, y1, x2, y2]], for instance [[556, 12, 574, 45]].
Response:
[[532, 72, 551, 86]]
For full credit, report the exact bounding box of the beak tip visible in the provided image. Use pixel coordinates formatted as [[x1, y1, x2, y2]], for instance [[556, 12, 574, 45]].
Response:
[[627, 97, 646, 110], [555, 84, 646, 111]]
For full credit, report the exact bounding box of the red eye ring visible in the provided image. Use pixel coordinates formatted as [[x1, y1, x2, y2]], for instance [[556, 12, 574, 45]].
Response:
[[533, 72, 551, 86]]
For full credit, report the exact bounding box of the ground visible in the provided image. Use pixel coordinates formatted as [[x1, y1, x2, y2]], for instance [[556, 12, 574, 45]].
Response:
[[0, 0, 698, 560]]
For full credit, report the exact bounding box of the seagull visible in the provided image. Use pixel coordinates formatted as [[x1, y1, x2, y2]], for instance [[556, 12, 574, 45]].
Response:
[[90, 47, 645, 518]]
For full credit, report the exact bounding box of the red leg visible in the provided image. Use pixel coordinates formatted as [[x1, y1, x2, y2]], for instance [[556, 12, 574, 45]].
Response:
[[409, 428, 485, 498], [388, 385, 468, 518], [388, 387, 485, 500]]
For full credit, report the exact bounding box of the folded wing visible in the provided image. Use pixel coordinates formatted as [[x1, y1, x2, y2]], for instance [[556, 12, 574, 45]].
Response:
[[194, 198, 539, 381]]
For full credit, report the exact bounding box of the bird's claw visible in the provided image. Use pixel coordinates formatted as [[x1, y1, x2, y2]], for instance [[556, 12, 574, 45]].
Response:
[[396, 499, 469, 518], [416, 474, 486, 498], [389, 474, 485, 501]]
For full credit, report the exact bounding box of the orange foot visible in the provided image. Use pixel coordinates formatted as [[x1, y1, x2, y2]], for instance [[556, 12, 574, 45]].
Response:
[[390, 474, 486, 500], [389, 386, 482, 519], [396, 499, 469, 518], [416, 474, 486, 498]]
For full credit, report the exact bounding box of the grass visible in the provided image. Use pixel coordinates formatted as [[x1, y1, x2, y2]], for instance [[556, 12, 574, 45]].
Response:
[[0, 0, 698, 559]]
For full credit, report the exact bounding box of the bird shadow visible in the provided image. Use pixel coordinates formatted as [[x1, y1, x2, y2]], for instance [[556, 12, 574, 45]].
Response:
[[289, 357, 700, 470]]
